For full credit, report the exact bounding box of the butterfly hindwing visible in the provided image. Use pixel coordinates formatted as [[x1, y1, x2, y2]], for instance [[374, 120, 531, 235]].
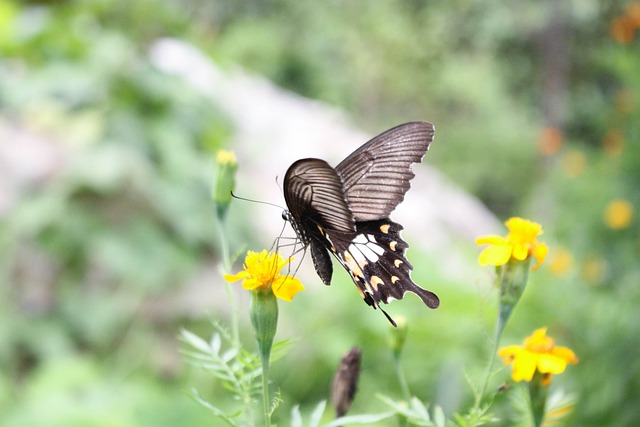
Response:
[[328, 219, 439, 310]]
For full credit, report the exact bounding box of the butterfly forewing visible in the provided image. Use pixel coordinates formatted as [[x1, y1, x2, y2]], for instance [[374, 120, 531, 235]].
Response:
[[283, 159, 355, 241], [335, 121, 434, 221]]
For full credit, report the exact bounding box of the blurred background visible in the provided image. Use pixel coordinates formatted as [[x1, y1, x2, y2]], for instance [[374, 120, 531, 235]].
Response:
[[1, 0, 639, 426]]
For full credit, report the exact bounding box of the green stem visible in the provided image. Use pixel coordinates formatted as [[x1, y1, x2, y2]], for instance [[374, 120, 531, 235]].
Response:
[[529, 372, 548, 427], [250, 290, 278, 427], [217, 218, 240, 349], [393, 355, 411, 403], [260, 351, 272, 427]]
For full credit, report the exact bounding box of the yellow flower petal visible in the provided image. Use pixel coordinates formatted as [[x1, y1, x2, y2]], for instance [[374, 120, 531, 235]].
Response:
[[537, 353, 568, 374], [498, 345, 522, 362], [551, 346, 579, 363], [272, 276, 305, 302], [511, 242, 529, 261], [224, 271, 250, 283], [478, 244, 512, 266], [511, 350, 538, 381], [532, 242, 549, 270], [475, 235, 508, 245]]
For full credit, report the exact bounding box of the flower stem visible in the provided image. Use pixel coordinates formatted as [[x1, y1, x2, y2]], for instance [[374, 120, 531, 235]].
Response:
[[529, 372, 548, 427], [217, 218, 240, 349], [392, 354, 412, 402], [260, 350, 272, 427], [250, 290, 278, 427]]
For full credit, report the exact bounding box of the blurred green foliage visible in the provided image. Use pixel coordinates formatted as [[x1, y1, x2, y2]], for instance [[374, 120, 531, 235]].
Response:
[[1, 0, 639, 426]]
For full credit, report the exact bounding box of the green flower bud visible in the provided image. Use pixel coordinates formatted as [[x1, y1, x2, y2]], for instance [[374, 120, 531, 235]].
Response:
[[250, 287, 279, 366], [388, 316, 408, 360], [213, 150, 238, 221]]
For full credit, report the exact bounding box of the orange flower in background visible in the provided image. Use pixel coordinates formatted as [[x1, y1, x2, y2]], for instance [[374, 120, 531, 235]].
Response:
[[538, 127, 564, 156], [628, 2, 640, 25], [611, 2, 640, 43], [476, 217, 549, 270], [498, 328, 578, 386], [611, 16, 636, 43], [604, 199, 634, 230]]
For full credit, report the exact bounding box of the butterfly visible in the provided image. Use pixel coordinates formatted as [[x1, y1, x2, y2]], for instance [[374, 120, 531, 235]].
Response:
[[282, 121, 439, 326]]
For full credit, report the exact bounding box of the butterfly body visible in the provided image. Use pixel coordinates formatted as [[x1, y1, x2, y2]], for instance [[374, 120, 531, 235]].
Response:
[[283, 122, 439, 325]]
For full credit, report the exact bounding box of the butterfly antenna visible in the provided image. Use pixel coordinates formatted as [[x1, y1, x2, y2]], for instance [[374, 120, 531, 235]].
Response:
[[231, 191, 285, 210]]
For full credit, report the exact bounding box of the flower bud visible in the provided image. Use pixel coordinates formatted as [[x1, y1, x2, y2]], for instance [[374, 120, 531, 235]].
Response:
[[331, 347, 362, 418], [250, 287, 279, 365], [213, 150, 238, 221]]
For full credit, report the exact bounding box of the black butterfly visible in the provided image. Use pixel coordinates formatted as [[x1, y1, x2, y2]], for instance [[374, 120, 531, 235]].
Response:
[[283, 121, 439, 326]]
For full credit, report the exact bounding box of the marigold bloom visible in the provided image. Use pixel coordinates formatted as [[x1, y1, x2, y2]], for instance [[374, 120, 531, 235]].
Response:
[[604, 199, 634, 230], [476, 217, 549, 270], [611, 16, 636, 44], [498, 328, 578, 386], [224, 250, 304, 301]]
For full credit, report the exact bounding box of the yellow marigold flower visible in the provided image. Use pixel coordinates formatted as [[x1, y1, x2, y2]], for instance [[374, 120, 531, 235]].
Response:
[[604, 199, 634, 230], [476, 217, 549, 270], [498, 328, 578, 386], [224, 250, 304, 301]]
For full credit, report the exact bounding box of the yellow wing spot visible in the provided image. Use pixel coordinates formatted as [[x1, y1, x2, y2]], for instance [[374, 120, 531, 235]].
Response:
[[316, 225, 325, 235], [389, 241, 398, 251], [394, 259, 403, 268], [344, 251, 365, 278], [391, 276, 400, 284], [379, 224, 391, 234], [370, 275, 384, 291]]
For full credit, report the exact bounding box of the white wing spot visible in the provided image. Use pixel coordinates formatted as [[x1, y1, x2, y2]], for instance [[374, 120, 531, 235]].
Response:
[[394, 259, 403, 268]]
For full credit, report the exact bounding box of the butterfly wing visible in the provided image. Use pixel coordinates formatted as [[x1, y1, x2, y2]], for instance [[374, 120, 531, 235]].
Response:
[[335, 121, 434, 221], [283, 159, 354, 284], [283, 158, 355, 239], [329, 219, 439, 311]]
